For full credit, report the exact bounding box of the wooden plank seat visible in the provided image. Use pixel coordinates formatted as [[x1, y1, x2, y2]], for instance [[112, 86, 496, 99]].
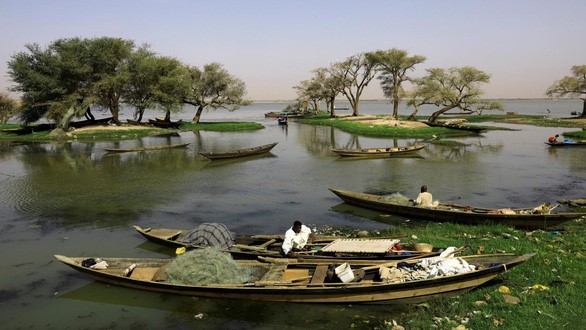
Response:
[[310, 264, 330, 284]]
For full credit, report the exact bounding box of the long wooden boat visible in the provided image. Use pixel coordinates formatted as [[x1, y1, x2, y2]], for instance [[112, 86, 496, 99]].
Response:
[[330, 189, 586, 230], [104, 143, 190, 153], [331, 145, 426, 157], [148, 119, 183, 129], [70, 117, 113, 128], [54, 253, 534, 304], [200, 142, 278, 160], [423, 121, 485, 133], [133, 225, 440, 260], [544, 141, 586, 147], [265, 112, 303, 118]]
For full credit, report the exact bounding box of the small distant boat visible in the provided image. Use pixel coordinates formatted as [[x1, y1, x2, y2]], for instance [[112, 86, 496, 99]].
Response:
[[104, 143, 190, 153], [277, 116, 288, 125], [331, 145, 426, 157], [545, 140, 586, 147], [423, 121, 485, 133], [148, 119, 183, 129], [200, 142, 278, 160]]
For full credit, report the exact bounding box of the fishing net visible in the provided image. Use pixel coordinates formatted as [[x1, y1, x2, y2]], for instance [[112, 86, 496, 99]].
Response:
[[165, 247, 281, 285], [178, 223, 234, 249], [378, 192, 412, 205]]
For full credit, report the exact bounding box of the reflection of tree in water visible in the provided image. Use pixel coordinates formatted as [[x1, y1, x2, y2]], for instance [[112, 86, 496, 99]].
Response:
[[11, 141, 203, 229], [421, 139, 503, 161], [297, 125, 338, 157]]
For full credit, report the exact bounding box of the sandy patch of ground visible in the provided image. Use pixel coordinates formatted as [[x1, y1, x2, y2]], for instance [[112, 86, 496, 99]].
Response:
[[335, 115, 429, 128]]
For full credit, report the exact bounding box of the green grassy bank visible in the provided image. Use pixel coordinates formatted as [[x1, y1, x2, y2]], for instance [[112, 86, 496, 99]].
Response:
[[315, 216, 585, 329]]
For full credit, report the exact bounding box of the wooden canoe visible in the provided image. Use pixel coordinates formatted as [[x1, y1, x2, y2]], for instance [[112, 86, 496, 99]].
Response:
[[544, 141, 586, 147], [148, 119, 183, 129], [133, 225, 440, 260], [423, 121, 486, 133], [104, 143, 190, 153], [200, 142, 278, 160], [331, 145, 426, 157], [54, 253, 534, 304], [330, 189, 586, 230]]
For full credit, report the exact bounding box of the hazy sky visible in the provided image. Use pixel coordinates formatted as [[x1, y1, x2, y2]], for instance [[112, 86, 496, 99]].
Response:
[[1, 0, 584, 100]]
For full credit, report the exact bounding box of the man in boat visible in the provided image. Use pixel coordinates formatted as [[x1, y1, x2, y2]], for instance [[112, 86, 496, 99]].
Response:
[[281, 220, 313, 257], [413, 185, 438, 208], [548, 134, 559, 143]]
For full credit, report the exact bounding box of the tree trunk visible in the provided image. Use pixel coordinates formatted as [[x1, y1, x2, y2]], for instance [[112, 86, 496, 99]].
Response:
[[57, 106, 76, 131], [407, 105, 420, 121], [164, 110, 171, 121], [137, 110, 144, 123], [428, 105, 457, 123], [111, 103, 121, 125], [582, 98, 586, 117], [192, 106, 204, 124], [85, 106, 95, 121], [392, 98, 399, 119]]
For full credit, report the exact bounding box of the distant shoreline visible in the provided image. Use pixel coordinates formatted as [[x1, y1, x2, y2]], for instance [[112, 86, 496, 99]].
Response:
[[250, 98, 581, 103]]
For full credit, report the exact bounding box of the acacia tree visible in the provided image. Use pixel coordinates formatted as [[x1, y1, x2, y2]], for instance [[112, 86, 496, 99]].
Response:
[[8, 39, 95, 130], [366, 49, 426, 119], [182, 63, 249, 124], [123, 48, 189, 122], [409, 66, 502, 123], [8, 37, 136, 130], [546, 65, 586, 117], [89, 37, 135, 125], [0, 92, 18, 124], [328, 53, 376, 116], [314, 67, 343, 117], [294, 76, 325, 114]]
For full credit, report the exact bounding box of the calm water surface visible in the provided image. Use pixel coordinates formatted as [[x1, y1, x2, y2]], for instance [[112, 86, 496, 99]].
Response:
[[0, 100, 584, 329]]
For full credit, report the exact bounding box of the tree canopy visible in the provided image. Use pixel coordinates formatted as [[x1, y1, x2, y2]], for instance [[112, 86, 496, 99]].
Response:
[[7, 37, 249, 129], [0, 93, 18, 124], [366, 49, 426, 119], [182, 63, 249, 124], [409, 66, 502, 122], [546, 65, 586, 117], [328, 53, 376, 116]]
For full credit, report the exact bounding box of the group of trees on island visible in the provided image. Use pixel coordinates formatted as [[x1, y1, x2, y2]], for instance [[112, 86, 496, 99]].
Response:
[[293, 49, 586, 119], [1, 37, 586, 129], [4, 37, 249, 130]]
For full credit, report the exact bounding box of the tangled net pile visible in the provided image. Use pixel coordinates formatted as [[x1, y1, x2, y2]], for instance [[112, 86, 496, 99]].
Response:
[[378, 192, 412, 205], [165, 247, 257, 286]]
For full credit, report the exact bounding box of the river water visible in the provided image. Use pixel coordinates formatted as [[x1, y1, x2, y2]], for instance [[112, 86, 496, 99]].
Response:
[[0, 100, 584, 329]]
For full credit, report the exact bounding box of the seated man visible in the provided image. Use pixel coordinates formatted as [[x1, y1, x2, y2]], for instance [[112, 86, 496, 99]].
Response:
[[414, 185, 438, 208], [548, 134, 559, 143], [281, 220, 313, 257]]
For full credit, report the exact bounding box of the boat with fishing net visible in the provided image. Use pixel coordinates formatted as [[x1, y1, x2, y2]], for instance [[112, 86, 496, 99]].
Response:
[[330, 188, 586, 230], [54, 248, 534, 304], [133, 225, 442, 260]]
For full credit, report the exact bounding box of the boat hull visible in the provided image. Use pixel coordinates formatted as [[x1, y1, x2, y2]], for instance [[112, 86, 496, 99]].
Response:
[[332, 145, 425, 157], [55, 253, 533, 304], [200, 142, 278, 160], [330, 189, 585, 229]]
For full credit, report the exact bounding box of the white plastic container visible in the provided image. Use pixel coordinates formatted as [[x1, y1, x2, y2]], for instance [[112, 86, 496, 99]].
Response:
[[335, 262, 354, 283]]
